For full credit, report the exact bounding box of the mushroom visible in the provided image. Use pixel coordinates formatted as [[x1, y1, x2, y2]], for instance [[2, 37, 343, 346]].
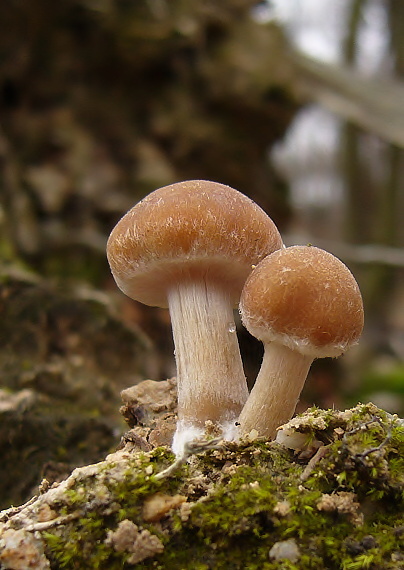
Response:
[[237, 245, 364, 439], [106, 180, 283, 454]]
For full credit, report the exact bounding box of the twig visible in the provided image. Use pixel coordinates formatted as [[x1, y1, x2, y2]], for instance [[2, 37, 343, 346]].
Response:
[[342, 416, 381, 442], [300, 445, 329, 482], [25, 513, 80, 533], [0, 496, 38, 523], [355, 426, 392, 462], [155, 438, 222, 480], [342, 415, 395, 464]]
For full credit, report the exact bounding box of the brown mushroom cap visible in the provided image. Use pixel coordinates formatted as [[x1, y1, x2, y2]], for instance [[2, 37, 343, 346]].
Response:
[[240, 245, 364, 358], [107, 180, 283, 307]]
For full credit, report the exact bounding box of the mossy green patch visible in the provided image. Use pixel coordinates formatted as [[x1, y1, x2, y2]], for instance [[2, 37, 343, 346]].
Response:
[[32, 405, 404, 568]]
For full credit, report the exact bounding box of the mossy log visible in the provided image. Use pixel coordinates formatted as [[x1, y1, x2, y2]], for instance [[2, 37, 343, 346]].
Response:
[[0, 402, 403, 569]]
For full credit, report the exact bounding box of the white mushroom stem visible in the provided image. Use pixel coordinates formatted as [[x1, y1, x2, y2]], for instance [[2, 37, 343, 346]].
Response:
[[168, 280, 248, 456], [237, 343, 313, 440]]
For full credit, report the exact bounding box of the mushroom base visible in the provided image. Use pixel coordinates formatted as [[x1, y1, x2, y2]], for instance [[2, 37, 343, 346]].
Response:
[[172, 419, 238, 457]]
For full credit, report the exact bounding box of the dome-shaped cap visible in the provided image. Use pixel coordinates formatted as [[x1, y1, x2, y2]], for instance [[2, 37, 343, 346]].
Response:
[[240, 245, 364, 358], [107, 180, 283, 307]]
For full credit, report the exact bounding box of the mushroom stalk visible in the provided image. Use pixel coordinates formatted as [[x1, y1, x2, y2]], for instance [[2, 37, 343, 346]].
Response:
[[237, 343, 312, 439], [169, 279, 248, 454]]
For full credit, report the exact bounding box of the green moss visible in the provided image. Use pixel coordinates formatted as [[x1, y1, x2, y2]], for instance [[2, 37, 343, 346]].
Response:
[[43, 447, 183, 568], [40, 405, 404, 569], [304, 411, 404, 505]]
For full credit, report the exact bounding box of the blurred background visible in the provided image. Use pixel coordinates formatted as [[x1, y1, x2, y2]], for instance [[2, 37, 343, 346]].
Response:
[[1, 0, 403, 507]]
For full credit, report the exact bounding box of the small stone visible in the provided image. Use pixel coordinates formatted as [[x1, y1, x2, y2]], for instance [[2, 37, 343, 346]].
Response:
[[269, 539, 300, 562]]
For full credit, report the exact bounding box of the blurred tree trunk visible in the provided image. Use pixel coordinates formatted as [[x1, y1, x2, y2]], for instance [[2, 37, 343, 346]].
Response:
[[387, 0, 404, 248], [341, 0, 368, 246], [368, 0, 404, 322], [339, 0, 403, 324]]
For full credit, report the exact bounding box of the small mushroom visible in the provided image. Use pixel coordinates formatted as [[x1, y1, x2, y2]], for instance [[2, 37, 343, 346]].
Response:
[[237, 245, 364, 439], [106, 180, 283, 454]]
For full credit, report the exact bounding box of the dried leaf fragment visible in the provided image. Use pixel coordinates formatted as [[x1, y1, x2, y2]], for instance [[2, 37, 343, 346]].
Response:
[[142, 493, 187, 522]]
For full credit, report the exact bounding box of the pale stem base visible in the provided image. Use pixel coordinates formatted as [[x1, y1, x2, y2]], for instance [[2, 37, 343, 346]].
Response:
[[168, 281, 248, 454], [238, 343, 313, 440]]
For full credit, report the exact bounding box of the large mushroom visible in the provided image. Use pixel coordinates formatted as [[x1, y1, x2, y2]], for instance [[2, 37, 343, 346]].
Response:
[[106, 180, 283, 454], [238, 245, 364, 440]]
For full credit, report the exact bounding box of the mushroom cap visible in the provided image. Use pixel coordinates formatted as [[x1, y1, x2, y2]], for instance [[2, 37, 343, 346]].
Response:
[[240, 245, 364, 358], [107, 180, 283, 307]]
